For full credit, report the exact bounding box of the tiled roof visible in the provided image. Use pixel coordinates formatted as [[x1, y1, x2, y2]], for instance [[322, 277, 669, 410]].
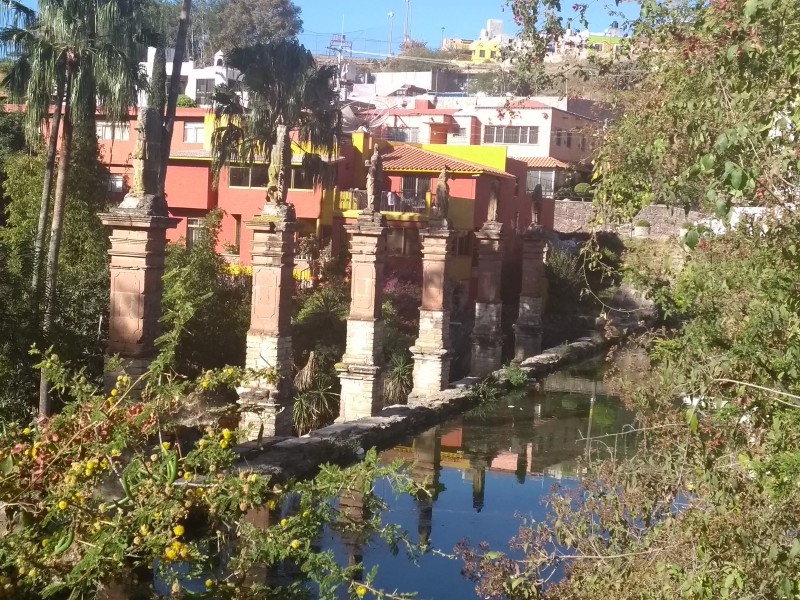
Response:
[[382, 144, 514, 178], [516, 156, 570, 169]]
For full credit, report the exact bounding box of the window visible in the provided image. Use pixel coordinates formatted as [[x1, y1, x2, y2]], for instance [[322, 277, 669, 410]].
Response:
[[228, 165, 269, 188], [232, 215, 241, 254], [186, 218, 205, 251], [96, 121, 130, 141], [183, 122, 205, 144], [386, 227, 420, 256], [490, 50, 497, 58], [385, 127, 420, 143], [401, 175, 430, 202], [526, 169, 556, 196], [565, 132, 572, 148], [289, 167, 314, 190], [479, 50, 485, 58], [195, 78, 215, 105], [483, 125, 539, 145], [554, 129, 563, 146], [106, 174, 124, 193], [591, 43, 604, 52], [580, 135, 586, 151]]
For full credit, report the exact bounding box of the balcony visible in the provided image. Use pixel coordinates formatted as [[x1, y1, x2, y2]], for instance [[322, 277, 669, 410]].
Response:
[[334, 189, 431, 219], [446, 132, 471, 145]]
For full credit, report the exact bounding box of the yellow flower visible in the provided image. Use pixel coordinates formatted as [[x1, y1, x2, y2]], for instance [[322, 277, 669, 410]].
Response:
[[280, 518, 288, 527], [356, 585, 367, 597], [57, 500, 68, 511], [221, 428, 232, 440], [22, 427, 31, 436], [267, 499, 277, 510], [290, 539, 301, 550], [179, 546, 189, 559], [173, 524, 185, 537], [183, 472, 192, 481], [219, 439, 229, 449], [150, 454, 159, 462], [110, 389, 118, 397], [161, 442, 170, 451], [302, 510, 311, 519], [165, 548, 177, 561], [205, 579, 214, 589], [41, 538, 50, 547], [201, 381, 210, 389], [139, 525, 149, 536]]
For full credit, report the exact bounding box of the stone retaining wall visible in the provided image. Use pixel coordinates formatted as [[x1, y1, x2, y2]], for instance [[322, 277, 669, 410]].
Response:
[[234, 332, 619, 481], [553, 200, 705, 238]]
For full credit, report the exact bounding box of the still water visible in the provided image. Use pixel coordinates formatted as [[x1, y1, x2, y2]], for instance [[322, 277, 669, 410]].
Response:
[[322, 363, 637, 599]]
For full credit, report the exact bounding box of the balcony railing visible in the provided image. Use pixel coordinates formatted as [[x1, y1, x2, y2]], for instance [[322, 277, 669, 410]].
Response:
[[334, 189, 430, 216]]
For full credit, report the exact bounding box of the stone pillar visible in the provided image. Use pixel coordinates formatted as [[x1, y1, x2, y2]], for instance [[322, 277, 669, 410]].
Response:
[[337, 211, 387, 421], [514, 225, 547, 361], [408, 224, 455, 404], [99, 205, 178, 392], [470, 221, 505, 377], [411, 427, 442, 547], [238, 210, 298, 439]]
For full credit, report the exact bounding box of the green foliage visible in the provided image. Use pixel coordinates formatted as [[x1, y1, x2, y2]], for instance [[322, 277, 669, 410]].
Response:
[[544, 247, 583, 313], [573, 182, 593, 196], [175, 94, 198, 108], [634, 219, 650, 228], [293, 350, 338, 435], [383, 352, 413, 406], [0, 348, 424, 599], [0, 130, 109, 420], [500, 362, 528, 388], [162, 209, 251, 377]]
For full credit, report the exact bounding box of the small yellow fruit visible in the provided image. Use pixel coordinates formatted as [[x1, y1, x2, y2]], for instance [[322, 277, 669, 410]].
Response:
[[173, 525, 185, 537], [356, 585, 367, 597], [205, 579, 214, 589], [57, 500, 68, 511], [302, 510, 311, 519], [280, 518, 288, 527], [110, 389, 118, 397]]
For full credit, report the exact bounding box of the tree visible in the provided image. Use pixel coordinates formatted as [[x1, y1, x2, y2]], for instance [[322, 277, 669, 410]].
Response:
[[382, 39, 459, 73], [210, 40, 341, 208], [1, 0, 148, 415], [211, 0, 301, 54]]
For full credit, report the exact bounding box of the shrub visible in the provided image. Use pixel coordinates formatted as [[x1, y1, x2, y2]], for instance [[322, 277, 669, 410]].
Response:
[[635, 219, 651, 227], [545, 247, 584, 312], [501, 362, 528, 388], [175, 94, 198, 107], [574, 182, 593, 196], [383, 352, 414, 406]]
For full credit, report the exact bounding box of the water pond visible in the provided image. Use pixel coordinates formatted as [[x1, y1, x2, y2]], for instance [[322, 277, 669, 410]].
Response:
[[320, 362, 637, 599]]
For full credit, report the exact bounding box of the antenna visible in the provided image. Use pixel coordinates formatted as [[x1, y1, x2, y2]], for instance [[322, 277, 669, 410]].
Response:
[[388, 11, 395, 56]]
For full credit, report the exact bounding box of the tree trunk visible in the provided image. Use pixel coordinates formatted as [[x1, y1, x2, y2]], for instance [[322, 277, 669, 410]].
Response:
[[31, 78, 65, 313], [39, 67, 74, 417], [158, 0, 192, 198]]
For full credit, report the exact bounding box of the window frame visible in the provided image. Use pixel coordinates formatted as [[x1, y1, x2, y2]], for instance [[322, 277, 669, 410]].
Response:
[[106, 174, 124, 193], [96, 121, 130, 141], [183, 121, 205, 144]]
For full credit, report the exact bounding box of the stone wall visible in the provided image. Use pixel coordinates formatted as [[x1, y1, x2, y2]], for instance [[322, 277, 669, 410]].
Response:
[[552, 200, 704, 238]]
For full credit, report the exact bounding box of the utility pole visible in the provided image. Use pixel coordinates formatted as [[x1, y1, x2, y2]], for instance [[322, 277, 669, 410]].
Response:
[[388, 11, 394, 55], [403, 0, 411, 47], [441, 27, 445, 50]]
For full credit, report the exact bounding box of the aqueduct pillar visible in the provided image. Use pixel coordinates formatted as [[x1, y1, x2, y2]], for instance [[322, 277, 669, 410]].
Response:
[[470, 221, 505, 377], [514, 225, 547, 360]]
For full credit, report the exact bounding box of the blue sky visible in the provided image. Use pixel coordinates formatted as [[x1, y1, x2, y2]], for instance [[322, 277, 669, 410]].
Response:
[[296, 0, 640, 57]]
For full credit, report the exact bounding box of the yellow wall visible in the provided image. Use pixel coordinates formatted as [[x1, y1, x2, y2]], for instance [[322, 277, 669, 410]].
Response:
[[449, 196, 474, 230], [421, 144, 508, 172], [469, 40, 501, 63]]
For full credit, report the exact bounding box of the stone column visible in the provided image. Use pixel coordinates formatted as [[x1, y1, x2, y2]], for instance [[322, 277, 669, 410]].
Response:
[[514, 225, 547, 361], [470, 221, 505, 377], [408, 223, 455, 404], [238, 209, 298, 439], [99, 203, 178, 392], [337, 211, 387, 421]]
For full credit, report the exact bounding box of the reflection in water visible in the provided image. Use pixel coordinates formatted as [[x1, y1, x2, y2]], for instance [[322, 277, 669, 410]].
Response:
[[323, 365, 636, 600]]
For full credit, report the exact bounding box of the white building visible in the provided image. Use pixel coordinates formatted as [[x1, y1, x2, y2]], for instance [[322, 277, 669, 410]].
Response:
[[139, 48, 240, 107]]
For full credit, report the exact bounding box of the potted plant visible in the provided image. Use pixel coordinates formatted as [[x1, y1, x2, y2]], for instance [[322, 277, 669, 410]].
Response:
[[634, 219, 651, 237]]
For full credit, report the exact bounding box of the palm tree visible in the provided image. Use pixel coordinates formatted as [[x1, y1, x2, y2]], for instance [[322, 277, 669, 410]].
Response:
[[2, 0, 146, 415], [210, 40, 342, 208]]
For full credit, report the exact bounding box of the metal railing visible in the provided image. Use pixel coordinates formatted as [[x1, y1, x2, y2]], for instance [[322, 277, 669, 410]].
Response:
[[334, 189, 430, 215]]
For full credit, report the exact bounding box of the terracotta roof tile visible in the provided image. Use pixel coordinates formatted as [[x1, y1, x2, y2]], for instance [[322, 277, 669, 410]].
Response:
[[517, 156, 570, 169], [382, 145, 514, 178]]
